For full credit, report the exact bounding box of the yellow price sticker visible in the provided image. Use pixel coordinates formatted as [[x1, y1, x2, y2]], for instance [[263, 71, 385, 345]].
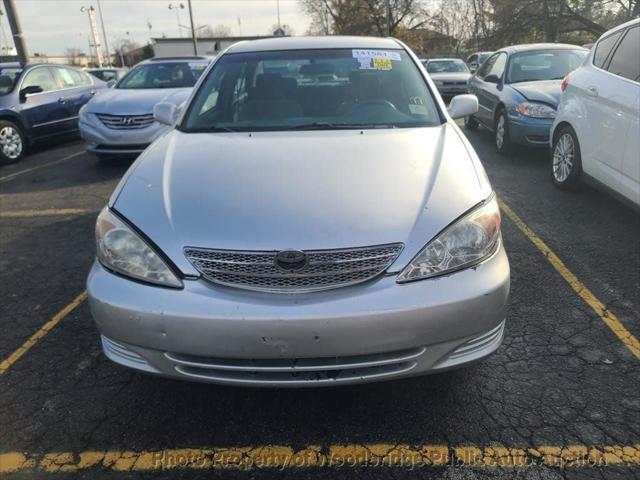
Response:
[[372, 57, 392, 70]]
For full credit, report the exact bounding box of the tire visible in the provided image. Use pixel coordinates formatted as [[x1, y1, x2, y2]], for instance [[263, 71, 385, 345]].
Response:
[[551, 125, 582, 190], [464, 115, 479, 131], [0, 120, 26, 165], [494, 109, 514, 155]]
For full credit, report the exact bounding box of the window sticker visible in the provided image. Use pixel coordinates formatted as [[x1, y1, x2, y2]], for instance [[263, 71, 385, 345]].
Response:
[[409, 104, 428, 115], [353, 49, 401, 70], [189, 62, 208, 70], [372, 58, 392, 70]]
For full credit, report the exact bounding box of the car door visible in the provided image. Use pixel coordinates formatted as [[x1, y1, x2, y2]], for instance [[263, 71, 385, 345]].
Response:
[[51, 66, 98, 133], [471, 53, 506, 127], [604, 25, 640, 205], [577, 28, 629, 192], [17, 66, 70, 139]]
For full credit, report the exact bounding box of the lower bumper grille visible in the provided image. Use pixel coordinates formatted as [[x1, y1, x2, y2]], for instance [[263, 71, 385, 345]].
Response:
[[165, 347, 424, 385], [434, 321, 505, 369]]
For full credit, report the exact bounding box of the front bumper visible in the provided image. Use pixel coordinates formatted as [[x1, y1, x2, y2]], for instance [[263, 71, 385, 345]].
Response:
[[79, 116, 170, 156], [507, 113, 554, 147], [87, 244, 510, 387], [435, 85, 469, 96]]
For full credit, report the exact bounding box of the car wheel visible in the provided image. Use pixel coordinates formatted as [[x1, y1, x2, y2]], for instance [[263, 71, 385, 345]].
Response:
[[464, 115, 479, 131], [494, 110, 513, 155], [0, 120, 26, 165], [551, 126, 582, 190]]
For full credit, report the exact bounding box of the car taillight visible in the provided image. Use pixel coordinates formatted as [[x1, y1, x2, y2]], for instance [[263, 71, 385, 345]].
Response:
[[561, 76, 569, 92]]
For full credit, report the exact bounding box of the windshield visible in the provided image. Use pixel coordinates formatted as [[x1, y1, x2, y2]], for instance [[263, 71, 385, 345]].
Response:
[[0, 67, 23, 96], [507, 49, 587, 83], [181, 48, 441, 132], [117, 61, 208, 89], [427, 60, 469, 73]]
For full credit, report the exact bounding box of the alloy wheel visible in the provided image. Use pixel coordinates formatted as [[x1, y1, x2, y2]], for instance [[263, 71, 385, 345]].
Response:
[[0, 126, 23, 159], [552, 133, 574, 183], [495, 115, 505, 149]]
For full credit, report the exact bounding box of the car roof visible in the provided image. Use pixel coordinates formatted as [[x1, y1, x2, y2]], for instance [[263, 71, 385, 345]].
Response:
[[499, 43, 587, 54], [427, 58, 464, 62], [88, 67, 127, 71], [227, 36, 402, 54], [138, 56, 211, 65], [599, 17, 639, 37]]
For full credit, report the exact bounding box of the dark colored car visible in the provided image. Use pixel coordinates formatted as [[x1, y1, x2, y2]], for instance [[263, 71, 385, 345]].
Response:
[[86, 67, 128, 83], [0, 62, 106, 164], [466, 44, 587, 154]]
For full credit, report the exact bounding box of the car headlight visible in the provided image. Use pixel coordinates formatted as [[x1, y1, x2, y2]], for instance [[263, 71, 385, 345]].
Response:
[[515, 102, 556, 118], [79, 106, 97, 128], [397, 195, 501, 282], [95, 207, 182, 288]]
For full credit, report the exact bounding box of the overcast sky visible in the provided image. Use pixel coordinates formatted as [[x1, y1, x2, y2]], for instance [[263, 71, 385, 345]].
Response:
[[0, 0, 310, 55]]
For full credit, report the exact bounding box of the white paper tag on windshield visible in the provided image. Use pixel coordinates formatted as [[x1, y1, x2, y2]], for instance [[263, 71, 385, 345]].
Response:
[[352, 50, 401, 61]]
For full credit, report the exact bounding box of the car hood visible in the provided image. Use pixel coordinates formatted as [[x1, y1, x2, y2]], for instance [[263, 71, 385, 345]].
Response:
[[112, 125, 491, 275], [509, 80, 561, 106], [87, 87, 191, 115], [429, 72, 471, 82]]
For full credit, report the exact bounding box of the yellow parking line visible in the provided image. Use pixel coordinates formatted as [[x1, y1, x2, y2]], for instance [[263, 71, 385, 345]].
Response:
[[0, 444, 639, 473], [0, 208, 91, 218], [0, 292, 87, 376], [0, 151, 84, 184], [499, 198, 640, 360]]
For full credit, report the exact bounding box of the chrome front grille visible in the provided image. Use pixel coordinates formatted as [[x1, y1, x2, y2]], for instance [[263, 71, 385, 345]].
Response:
[[96, 113, 154, 129], [165, 346, 424, 385], [184, 243, 404, 293]]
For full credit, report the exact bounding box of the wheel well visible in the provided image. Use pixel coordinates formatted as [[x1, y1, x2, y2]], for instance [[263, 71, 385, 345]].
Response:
[[552, 121, 572, 144], [0, 115, 32, 145]]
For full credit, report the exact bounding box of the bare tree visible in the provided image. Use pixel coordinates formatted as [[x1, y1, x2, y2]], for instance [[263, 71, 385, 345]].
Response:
[[300, 0, 430, 36], [202, 24, 232, 38]]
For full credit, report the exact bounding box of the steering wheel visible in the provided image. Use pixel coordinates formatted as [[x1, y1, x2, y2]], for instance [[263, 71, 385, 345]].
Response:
[[355, 99, 398, 111]]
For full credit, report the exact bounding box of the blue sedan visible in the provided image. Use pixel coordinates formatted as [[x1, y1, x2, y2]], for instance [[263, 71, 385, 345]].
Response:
[[0, 62, 106, 164], [466, 44, 587, 155]]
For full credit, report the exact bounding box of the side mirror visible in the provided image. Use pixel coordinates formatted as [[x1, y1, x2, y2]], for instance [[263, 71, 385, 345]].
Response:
[[484, 74, 500, 84], [153, 102, 179, 126], [448, 94, 479, 120], [106, 80, 116, 88], [19, 85, 43, 100], [469, 63, 478, 73]]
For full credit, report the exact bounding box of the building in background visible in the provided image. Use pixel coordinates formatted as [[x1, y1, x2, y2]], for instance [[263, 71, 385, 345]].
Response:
[[152, 35, 279, 57]]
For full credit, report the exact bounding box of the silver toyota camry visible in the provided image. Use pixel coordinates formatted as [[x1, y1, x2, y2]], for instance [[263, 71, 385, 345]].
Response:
[[87, 36, 510, 387]]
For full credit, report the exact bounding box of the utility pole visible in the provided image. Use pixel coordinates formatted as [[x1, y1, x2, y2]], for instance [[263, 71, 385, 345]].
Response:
[[2, 0, 28, 64], [96, 0, 111, 66], [276, 0, 281, 30], [187, 0, 197, 55]]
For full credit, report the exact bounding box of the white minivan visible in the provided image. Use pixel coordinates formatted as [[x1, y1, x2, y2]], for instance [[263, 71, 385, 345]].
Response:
[[551, 18, 639, 208]]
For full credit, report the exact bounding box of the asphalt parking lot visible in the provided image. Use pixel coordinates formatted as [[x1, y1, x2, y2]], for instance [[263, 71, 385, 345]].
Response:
[[1, 126, 639, 480]]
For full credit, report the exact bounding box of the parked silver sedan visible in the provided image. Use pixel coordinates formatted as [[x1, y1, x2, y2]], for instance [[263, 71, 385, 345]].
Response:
[[87, 36, 510, 387], [424, 58, 472, 97], [79, 57, 209, 159]]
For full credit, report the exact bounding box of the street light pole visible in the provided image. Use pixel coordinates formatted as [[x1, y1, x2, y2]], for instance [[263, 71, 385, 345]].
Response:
[[2, 0, 29, 64], [187, 0, 198, 55], [95, 0, 111, 66], [168, 3, 184, 38]]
